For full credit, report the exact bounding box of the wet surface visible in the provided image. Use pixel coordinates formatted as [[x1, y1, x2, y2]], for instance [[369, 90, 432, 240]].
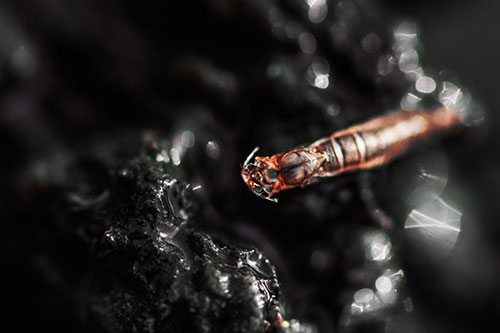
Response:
[[1, 0, 500, 332]]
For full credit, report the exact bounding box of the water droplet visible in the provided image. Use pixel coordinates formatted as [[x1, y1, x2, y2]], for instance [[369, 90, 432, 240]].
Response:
[[366, 232, 392, 262], [376, 54, 395, 76], [307, 0, 328, 23], [170, 147, 181, 165], [405, 192, 462, 257], [10, 45, 36, 77], [362, 32, 381, 54], [314, 74, 329, 89], [394, 21, 418, 47], [156, 150, 170, 163], [310, 250, 328, 269], [398, 49, 419, 73], [266, 63, 282, 78], [325, 104, 340, 117], [353, 288, 374, 303], [415, 76, 436, 94], [298, 32, 317, 54], [329, 21, 348, 45], [268, 7, 284, 27], [206, 140, 221, 159], [375, 276, 392, 293], [180, 130, 195, 148], [400, 92, 422, 110]]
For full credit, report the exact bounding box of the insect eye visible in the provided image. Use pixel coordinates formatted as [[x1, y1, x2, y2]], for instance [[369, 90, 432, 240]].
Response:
[[266, 168, 278, 180]]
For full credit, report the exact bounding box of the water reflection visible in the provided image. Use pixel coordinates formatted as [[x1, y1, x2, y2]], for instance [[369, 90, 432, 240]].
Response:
[[364, 231, 392, 262], [306, 0, 328, 24], [307, 57, 331, 89], [439, 81, 466, 107], [438, 81, 485, 127], [361, 32, 381, 54], [438, 81, 471, 118], [405, 193, 462, 257], [310, 249, 328, 269], [206, 140, 221, 159], [351, 288, 378, 314], [335, 1, 357, 22], [156, 150, 170, 163], [298, 32, 317, 54], [10, 45, 36, 77], [406, 152, 449, 200], [393, 21, 418, 46], [375, 269, 404, 305], [0, 12, 37, 78], [393, 21, 422, 83], [398, 49, 419, 74], [343, 228, 408, 326], [350, 269, 405, 316], [279, 318, 316, 333], [390, 20, 483, 129], [180, 130, 195, 148], [376, 54, 395, 76], [314, 74, 329, 89], [415, 76, 436, 94], [156, 129, 196, 166], [325, 104, 340, 117], [329, 21, 348, 46], [375, 275, 392, 293], [169, 147, 181, 165], [400, 92, 422, 110]]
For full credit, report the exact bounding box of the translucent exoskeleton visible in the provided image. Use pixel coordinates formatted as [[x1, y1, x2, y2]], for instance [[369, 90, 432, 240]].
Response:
[[241, 107, 462, 202]]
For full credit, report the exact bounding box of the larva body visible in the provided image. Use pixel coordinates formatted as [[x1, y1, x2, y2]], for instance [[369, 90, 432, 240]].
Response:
[[241, 107, 461, 202]]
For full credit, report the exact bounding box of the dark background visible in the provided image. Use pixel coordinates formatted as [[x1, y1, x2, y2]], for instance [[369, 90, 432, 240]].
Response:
[[2, 1, 499, 332], [392, 0, 500, 134]]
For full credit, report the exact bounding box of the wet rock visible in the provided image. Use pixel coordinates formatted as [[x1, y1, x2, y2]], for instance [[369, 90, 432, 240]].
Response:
[[16, 134, 312, 332]]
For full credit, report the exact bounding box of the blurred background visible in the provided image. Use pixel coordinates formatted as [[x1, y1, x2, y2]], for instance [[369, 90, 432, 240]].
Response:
[[1, 1, 499, 332]]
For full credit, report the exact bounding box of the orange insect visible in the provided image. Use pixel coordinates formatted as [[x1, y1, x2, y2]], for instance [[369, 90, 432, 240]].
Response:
[[241, 107, 462, 202]]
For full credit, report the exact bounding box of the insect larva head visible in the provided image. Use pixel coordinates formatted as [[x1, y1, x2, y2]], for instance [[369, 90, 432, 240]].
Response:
[[241, 164, 280, 202], [241, 151, 280, 202]]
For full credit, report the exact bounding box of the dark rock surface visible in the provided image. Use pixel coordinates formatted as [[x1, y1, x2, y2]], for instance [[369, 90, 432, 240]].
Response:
[[11, 134, 300, 332]]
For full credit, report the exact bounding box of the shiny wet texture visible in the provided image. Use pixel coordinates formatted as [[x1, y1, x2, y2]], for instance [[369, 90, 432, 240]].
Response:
[[1, 0, 500, 332]]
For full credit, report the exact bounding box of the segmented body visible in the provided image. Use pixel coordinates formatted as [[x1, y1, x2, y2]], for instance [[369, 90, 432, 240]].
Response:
[[241, 107, 462, 201]]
